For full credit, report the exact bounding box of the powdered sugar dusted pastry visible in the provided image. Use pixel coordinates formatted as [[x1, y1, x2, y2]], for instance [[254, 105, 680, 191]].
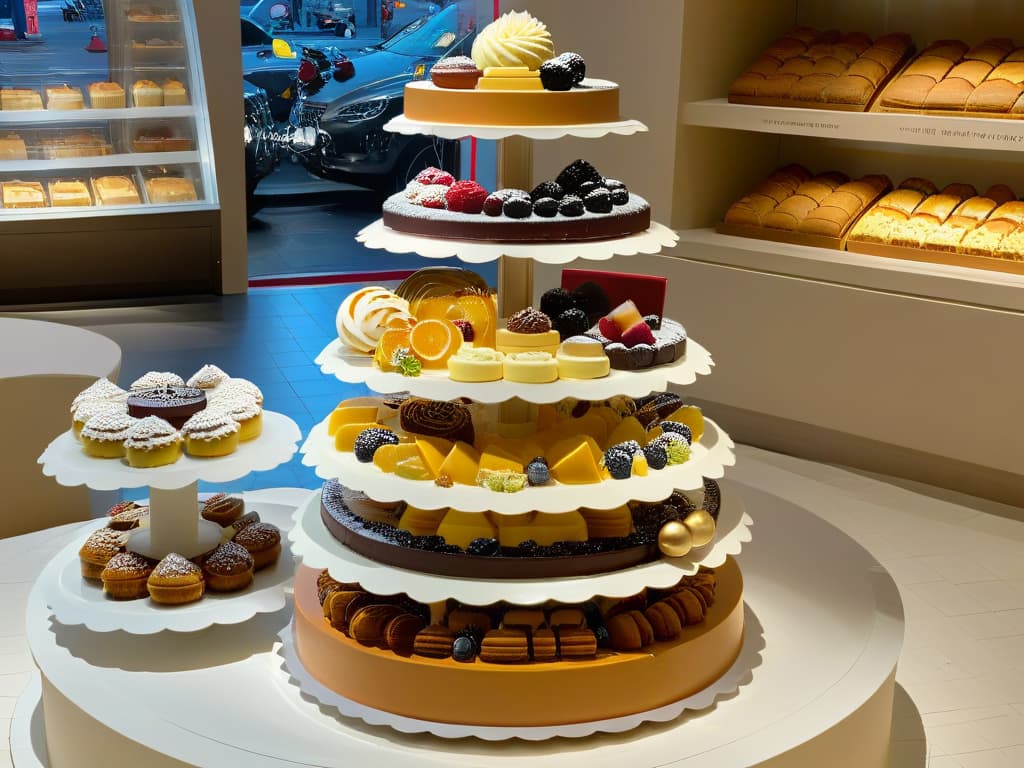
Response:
[[80, 412, 137, 458], [232, 522, 282, 570], [209, 378, 263, 405], [186, 363, 229, 389], [101, 551, 154, 600], [72, 398, 126, 439], [181, 410, 240, 457], [202, 493, 244, 527], [130, 371, 185, 390], [123, 415, 183, 468], [147, 553, 204, 605], [70, 377, 127, 412], [79, 527, 128, 579], [201, 541, 254, 592], [211, 396, 263, 441]]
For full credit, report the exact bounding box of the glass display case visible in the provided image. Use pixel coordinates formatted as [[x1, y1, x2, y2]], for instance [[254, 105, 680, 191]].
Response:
[[0, 0, 216, 218]]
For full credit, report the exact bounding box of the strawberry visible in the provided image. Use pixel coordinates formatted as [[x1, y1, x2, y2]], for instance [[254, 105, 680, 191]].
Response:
[[445, 180, 488, 214], [418, 185, 447, 209], [414, 167, 455, 186], [621, 321, 656, 348], [452, 319, 474, 342], [598, 316, 622, 342]]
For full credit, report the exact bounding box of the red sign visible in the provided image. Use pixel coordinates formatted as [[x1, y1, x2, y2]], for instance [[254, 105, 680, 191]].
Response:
[[24, 0, 39, 36]]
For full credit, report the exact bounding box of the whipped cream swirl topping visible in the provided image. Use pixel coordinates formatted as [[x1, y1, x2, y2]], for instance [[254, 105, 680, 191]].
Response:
[[471, 10, 554, 71]]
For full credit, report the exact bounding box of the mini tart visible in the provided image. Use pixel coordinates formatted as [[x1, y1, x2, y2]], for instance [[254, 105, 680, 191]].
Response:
[[147, 553, 204, 605], [211, 396, 262, 441], [101, 551, 155, 600], [123, 416, 183, 468], [127, 386, 206, 429], [201, 541, 254, 592], [232, 522, 282, 570], [79, 527, 128, 580], [201, 493, 244, 527], [503, 351, 558, 383], [70, 377, 127, 413], [181, 410, 240, 457], [130, 371, 185, 390], [80, 412, 137, 458], [447, 347, 504, 382], [71, 399, 126, 439], [186, 363, 229, 389]]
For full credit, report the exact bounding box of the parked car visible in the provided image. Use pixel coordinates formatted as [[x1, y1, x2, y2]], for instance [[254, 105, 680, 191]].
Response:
[[288, 2, 476, 193], [243, 82, 277, 213]]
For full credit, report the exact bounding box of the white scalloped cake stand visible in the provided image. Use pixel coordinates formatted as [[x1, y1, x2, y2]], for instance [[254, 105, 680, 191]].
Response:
[[316, 337, 713, 402], [38, 411, 301, 559], [383, 114, 648, 141], [301, 416, 735, 513], [356, 219, 678, 263], [42, 495, 298, 634], [289, 482, 751, 604]]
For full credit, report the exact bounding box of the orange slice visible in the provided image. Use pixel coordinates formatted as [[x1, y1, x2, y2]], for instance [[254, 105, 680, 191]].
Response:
[[408, 318, 461, 369], [373, 327, 410, 370]]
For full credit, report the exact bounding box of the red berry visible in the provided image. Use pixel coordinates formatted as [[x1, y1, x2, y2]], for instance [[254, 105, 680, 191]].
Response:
[[452, 319, 474, 342], [482, 193, 504, 216], [621, 321, 656, 348], [414, 167, 455, 186], [445, 180, 488, 214], [598, 316, 622, 342]]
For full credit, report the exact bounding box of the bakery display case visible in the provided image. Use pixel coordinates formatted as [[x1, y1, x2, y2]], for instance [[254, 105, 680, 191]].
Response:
[[0, 0, 220, 305]]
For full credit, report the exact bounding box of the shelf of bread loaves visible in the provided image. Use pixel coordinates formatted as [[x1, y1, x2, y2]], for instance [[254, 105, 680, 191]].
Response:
[[0, 105, 196, 124], [0, 150, 199, 174]]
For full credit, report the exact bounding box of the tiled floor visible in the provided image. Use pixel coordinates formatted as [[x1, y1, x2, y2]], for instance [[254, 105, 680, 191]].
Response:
[[2, 285, 1024, 767]]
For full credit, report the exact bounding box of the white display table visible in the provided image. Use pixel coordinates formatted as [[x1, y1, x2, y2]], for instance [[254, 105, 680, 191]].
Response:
[[13, 482, 903, 768]]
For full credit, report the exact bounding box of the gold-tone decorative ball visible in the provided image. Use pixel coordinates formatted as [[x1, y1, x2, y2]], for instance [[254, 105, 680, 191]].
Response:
[[683, 509, 716, 547], [658, 520, 693, 557]]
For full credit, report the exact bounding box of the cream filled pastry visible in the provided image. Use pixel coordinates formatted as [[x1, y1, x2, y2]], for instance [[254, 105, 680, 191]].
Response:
[[123, 415, 183, 467], [181, 410, 240, 457], [72, 399, 126, 439], [70, 377, 126, 412], [186, 363, 229, 389], [212, 396, 263, 441], [209, 378, 263, 405], [471, 10, 554, 71], [556, 335, 610, 379], [447, 346, 504, 382], [503, 351, 558, 383], [336, 286, 413, 354], [130, 371, 185, 390]]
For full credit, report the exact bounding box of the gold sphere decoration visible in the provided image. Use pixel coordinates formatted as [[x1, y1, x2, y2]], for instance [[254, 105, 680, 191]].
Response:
[[683, 509, 716, 547], [658, 520, 693, 558]]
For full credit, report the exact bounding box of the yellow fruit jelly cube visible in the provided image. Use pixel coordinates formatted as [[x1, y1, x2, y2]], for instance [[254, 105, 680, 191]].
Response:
[[631, 453, 649, 477], [580, 506, 633, 538], [571, 411, 609, 446], [373, 442, 420, 473], [606, 416, 647, 450], [496, 512, 536, 547], [327, 406, 381, 436], [666, 405, 705, 443], [415, 436, 454, 477], [399, 506, 448, 536], [609, 300, 643, 333], [550, 443, 602, 485], [395, 455, 433, 481], [437, 441, 480, 486], [478, 445, 523, 474], [436, 510, 497, 549], [335, 422, 386, 452], [497, 511, 588, 547]]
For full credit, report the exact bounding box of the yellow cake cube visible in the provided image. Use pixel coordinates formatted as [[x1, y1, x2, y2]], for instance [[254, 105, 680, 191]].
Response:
[[436, 510, 497, 549]]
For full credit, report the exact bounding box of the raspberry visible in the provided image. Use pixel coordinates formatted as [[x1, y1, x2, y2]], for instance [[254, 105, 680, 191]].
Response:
[[482, 193, 504, 216], [621, 321, 656, 348], [556, 159, 602, 193], [643, 314, 662, 331], [540, 287, 575, 319], [598, 316, 622, 342], [530, 180, 564, 201], [414, 167, 454, 186], [417, 184, 448, 209], [602, 447, 633, 480], [507, 307, 551, 333], [532, 197, 558, 217], [558, 194, 584, 217], [502, 196, 532, 219], [444, 180, 488, 214], [539, 57, 574, 91], [353, 428, 399, 463], [556, 51, 586, 85], [527, 461, 550, 486], [554, 308, 589, 340], [584, 187, 613, 213], [452, 319, 474, 342]]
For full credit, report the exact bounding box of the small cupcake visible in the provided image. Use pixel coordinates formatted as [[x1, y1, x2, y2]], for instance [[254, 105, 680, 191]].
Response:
[[101, 551, 155, 600], [186, 363, 229, 390], [232, 522, 282, 570], [130, 371, 185, 391], [213, 396, 263, 442], [201, 493, 244, 527], [70, 377, 127, 414], [123, 415, 183, 468], [181, 410, 240, 457], [210, 378, 263, 405], [71, 398, 126, 439], [147, 553, 204, 605], [430, 55, 483, 89], [79, 527, 128, 580], [80, 412, 137, 458], [201, 541, 254, 592]]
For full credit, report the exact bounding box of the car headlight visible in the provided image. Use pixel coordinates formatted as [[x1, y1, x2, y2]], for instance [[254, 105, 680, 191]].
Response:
[[333, 96, 389, 123]]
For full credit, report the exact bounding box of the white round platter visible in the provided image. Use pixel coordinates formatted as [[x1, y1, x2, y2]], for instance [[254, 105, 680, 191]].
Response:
[[355, 219, 679, 264], [316, 337, 713, 402], [42, 496, 297, 634], [300, 416, 736, 513], [38, 410, 302, 490], [276, 603, 762, 741], [383, 112, 647, 141], [23, 482, 904, 767], [288, 483, 751, 605]]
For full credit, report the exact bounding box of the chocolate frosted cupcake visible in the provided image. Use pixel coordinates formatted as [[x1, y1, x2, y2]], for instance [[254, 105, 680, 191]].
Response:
[[398, 397, 474, 445]]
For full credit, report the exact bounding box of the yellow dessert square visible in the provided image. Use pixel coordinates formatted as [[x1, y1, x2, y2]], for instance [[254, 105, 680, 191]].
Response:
[[88, 82, 126, 109], [46, 85, 84, 110], [132, 79, 163, 107], [0, 135, 28, 160], [145, 176, 197, 203], [2, 181, 46, 209], [1, 88, 43, 111], [162, 79, 188, 106], [92, 175, 141, 206], [48, 180, 92, 207]]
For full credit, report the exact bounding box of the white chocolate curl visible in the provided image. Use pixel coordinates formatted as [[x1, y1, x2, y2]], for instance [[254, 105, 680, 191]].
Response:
[[336, 287, 414, 354], [471, 10, 554, 71]]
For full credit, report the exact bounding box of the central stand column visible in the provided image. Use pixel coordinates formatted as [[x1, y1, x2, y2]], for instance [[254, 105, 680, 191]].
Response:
[[496, 135, 534, 317], [127, 481, 223, 559]]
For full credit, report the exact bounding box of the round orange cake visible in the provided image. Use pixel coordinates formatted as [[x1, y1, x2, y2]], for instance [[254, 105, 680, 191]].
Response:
[[403, 79, 620, 126], [293, 558, 744, 727]]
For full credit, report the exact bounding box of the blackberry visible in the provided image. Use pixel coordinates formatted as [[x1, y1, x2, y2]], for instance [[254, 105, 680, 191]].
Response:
[[611, 186, 630, 205], [530, 180, 564, 201], [593, 625, 610, 648], [570, 280, 611, 320], [643, 441, 668, 470], [554, 307, 589, 340], [602, 447, 633, 479], [584, 187, 613, 213], [643, 314, 662, 331], [556, 51, 586, 85], [517, 539, 540, 556], [414, 535, 445, 551], [482, 193, 504, 216], [556, 159, 602, 193], [527, 460, 550, 486], [439, 544, 462, 554], [539, 57, 575, 91], [577, 180, 602, 197], [467, 537, 501, 556], [667, 491, 697, 515], [603, 178, 626, 192], [613, 440, 643, 456], [532, 196, 559, 217], [703, 478, 722, 519], [540, 288, 575, 319], [353, 427, 399, 463], [557, 194, 585, 217], [659, 421, 692, 444], [502, 196, 533, 219], [529, 455, 548, 466], [457, 624, 485, 647], [452, 635, 476, 662], [393, 529, 413, 546]]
